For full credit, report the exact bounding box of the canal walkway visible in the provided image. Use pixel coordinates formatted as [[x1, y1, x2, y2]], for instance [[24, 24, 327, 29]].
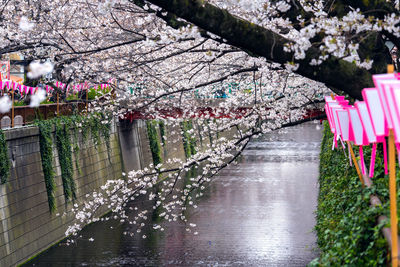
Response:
[[25, 122, 322, 266]]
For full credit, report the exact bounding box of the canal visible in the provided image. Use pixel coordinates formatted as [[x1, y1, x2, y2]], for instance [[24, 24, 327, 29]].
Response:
[[25, 122, 322, 266]]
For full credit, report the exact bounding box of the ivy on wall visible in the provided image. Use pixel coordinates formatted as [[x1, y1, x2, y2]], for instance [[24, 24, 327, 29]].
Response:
[[310, 121, 388, 266], [70, 116, 82, 174], [205, 119, 213, 146], [99, 114, 112, 161], [146, 120, 162, 168], [37, 120, 57, 213], [145, 120, 164, 222], [159, 120, 166, 147], [181, 120, 197, 159], [36, 113, 112, 211], [0, 129, 10, 184], [89, 115, 101, 147], [87, 114, 112, 161], [55, 118, 76, 203], [213, 118, 220, 139], [195, 120, 203, 147]]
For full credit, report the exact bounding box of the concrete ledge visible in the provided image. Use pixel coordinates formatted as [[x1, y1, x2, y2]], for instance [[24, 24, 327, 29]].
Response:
[[4, 126, 39, 141]]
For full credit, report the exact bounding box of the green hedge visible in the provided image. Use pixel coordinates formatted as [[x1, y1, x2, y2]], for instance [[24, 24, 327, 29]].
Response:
[[310, 121, 388, 266]]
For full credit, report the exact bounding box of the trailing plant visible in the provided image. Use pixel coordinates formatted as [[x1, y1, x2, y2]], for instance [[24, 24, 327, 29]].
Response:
[[70, 115, 82, 174], [98, 113, 112, 161], [146, 120, 162, 168], [89, 115, 101, 146], [195, 120, 203, 147], [80, 118, 90, 144], [159, 120, 166, 147], [36, 113, 112, 207], [181, 120, 197, 159], [213, 118, 220, 139], [36, 120, 56, 213], [205, 119, 213, 145], [310, 121, 388, 266], [187, 121, 197, 156], [55, 118, 76, 203], [76, 113, 112, 154], [0, 129, 10, 184], [146, 120, 164, 221]]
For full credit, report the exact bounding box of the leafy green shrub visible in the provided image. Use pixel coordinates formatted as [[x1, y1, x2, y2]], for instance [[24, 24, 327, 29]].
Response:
[[87, 86, 111, 100], [310, 121, 388, 266], [66, 94, 79, 101], [14, 101, 26, 106], [40, 100, 55, 105]]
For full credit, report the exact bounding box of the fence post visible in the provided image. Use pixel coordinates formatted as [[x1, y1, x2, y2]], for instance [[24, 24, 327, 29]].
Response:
[[11, 87, 14, 128]]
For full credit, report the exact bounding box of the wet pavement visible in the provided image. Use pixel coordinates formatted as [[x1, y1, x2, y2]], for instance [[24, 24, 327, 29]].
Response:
[[25, 122, 322, 266]]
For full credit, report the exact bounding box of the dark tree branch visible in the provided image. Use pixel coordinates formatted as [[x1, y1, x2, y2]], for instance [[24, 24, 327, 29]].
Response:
[[143, 0, 389, 99]]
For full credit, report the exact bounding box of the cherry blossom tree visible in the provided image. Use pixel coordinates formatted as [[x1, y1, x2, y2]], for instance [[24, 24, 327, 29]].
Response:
[[0, 0, 398, 238]]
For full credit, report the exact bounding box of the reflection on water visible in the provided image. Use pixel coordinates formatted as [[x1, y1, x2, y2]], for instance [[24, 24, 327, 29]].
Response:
[[25, 122, 322, 266]]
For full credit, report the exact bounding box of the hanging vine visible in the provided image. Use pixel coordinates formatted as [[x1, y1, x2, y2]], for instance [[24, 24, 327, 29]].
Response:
[[146, 120, 164, 222], [55, 118, 76, 203], [89, 115, 101, 147], [99, 113, 112, 161], [205, 119, 213, 146], [0, 129, 10, 184], [80, 117, 90, 144], [70, 115, 82, 174], [187, 120, 197, 156], [181, 120, 197, 159], [146, 120, 162, 168], [36, 120, 56, 213], [35, 113, 112, 208], [195, 120, 203, 148], [159, 120, 166, 147]]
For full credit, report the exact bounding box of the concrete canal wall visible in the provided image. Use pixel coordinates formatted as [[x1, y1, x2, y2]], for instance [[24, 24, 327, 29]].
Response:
[[0, 121, 123, 266], [0, 118, 231, 266]]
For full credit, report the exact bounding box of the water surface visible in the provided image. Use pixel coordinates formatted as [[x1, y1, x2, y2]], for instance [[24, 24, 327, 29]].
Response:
[[25, 122, 322, 266]]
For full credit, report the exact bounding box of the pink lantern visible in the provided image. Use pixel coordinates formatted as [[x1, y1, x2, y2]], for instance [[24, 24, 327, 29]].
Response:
[[356, 101, 379, 177], [355, 101, 377, 144], [362, 87, 389, 174], [362, 88, 387, 137], [336, 109, 350, 142], [372, 73, 398, 130], [379, 80, 400, 143], [324, 96, 337, 133], [326, 101, 341, 134], [348, 107, 368, 174]]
